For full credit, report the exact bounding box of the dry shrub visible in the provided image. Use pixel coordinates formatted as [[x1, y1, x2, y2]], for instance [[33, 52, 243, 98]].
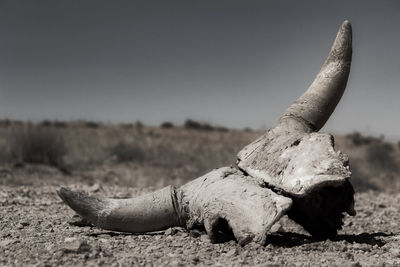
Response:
[[338, 132, 400, 192], [0, 119, 12, 127], [347, 131, 399, 172], [53, 121, 68, 128], [347, 132, 380, 146], [120, 123, 133, 128], [160, 122, 174, 129], [85, 121, 101, 128], [40, 120, 68, 128], [184, 119, 214, 131], [183, 119, 230, 132], [110, 141, 147, 163], [349, 162, 379, 191], [9, 125, 67, 168], [366, 142, 398, 171], [40, 120, 53, 127]]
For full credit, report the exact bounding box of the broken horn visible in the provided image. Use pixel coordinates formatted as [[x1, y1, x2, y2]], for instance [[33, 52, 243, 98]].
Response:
[[280, 20, 352, 131], [57, 186, 183, 233]]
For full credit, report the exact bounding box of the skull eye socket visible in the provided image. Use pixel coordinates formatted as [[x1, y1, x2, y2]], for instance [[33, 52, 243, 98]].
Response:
[[210, 218, 235, 243]]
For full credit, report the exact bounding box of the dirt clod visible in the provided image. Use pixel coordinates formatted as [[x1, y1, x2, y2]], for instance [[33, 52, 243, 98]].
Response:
[[61, 237, 92, 254], [68, 214, 92, 227]]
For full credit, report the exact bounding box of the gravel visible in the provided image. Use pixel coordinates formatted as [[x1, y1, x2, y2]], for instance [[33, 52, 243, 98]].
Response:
[[1, 184, 400, 266]]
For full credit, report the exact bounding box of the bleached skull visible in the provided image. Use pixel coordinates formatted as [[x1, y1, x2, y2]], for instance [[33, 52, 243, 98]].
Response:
[[58, 20, 355, 245]]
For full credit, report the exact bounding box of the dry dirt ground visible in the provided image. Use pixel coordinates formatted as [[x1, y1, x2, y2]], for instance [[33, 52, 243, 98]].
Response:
[[2, 183, 400, 266]]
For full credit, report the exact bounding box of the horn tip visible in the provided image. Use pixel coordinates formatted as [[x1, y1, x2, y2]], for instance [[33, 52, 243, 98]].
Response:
[[57, 187, 70, 203], [340, 19, 352, 36], [57, 187, 106, 217], [327, 19, 352, 64], [341, 20, 352, 35], [57, 187, 84, 209], [342, 20, 351, 28]]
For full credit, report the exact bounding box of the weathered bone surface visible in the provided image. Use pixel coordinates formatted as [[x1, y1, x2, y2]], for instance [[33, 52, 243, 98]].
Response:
[[58, 167, 292, 245], [57, 186, 180, 233], [237, 131, 351, 196], [57, 20, 355, 245], [179, 167, 292, 245], [280, 20, 352, 131], [237, 20, 352, 196], [236, 20, 354, 237]]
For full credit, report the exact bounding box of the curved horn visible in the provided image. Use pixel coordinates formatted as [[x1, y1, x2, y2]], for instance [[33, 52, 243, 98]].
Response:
[[280, 20, 352, 131], [57, 186, 182, 233]]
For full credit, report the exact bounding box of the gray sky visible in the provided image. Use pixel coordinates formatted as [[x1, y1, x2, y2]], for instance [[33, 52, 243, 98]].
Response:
[[0, 0, 399, 138]]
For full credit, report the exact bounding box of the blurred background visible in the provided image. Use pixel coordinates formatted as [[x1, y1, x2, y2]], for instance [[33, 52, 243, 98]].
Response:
[[0, 0, 399, 191]]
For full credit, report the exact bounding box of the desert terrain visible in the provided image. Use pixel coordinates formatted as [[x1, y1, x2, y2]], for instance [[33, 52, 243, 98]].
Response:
[[1, 120, 400, 266]]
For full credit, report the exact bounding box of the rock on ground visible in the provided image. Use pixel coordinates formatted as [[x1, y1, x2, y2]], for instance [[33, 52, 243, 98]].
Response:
[[1, 184, 400, 266]]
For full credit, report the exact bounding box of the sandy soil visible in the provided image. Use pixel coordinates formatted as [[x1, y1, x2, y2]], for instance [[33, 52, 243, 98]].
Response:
[[1, 184, 400, 266]]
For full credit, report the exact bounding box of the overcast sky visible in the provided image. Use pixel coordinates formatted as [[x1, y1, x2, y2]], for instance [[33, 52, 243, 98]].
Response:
[[0, 0, 399, 138]]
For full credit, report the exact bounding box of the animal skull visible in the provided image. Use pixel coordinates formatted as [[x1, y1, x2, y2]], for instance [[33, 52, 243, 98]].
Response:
[[58, 20, 355, 245]]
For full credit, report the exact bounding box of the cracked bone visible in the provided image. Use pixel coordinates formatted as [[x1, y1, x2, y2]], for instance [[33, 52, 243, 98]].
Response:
[[57, 20, 355, 245]]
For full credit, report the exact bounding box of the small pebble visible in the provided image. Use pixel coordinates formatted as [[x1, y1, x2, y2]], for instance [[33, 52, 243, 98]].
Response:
[[164, 227, 177, 236], [61, 238, 91, 254], [389, 248, 400, 258], [226, 248, 238, 257]]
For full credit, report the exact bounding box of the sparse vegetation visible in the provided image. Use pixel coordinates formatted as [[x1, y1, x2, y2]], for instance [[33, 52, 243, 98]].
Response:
[[120, 123, 133, 128], [346, 131, 399, 172], [215, 126, 229, 132], [40, 120, 53, 127], [160, 122, 174, 129], [0, 119, 15, 127], [135, 121, 144, 129], [110, 141, 147, 163], [53, 120, 68, 128], [0, 120, 399, 191], [40, 120, 68, 128], [346, 131, 380, 146], [85, 121, 101, 128], [366, 142, 398, 171], [8, 125, 67, 169], [184, 119, 228, 132], [184, 119, 213, 130]]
